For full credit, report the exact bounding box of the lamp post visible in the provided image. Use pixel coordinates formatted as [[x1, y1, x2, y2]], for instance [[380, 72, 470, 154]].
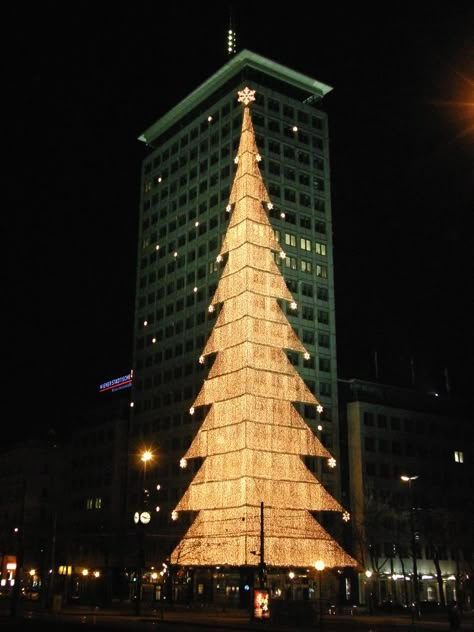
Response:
[[134, 449, 154, 616], [314, 560, 325, 629], [400, 475, 420, 619], [365, 570, 373, 614]]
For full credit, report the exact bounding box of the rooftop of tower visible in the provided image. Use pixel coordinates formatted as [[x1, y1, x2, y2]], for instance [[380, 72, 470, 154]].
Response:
[[138, 49, 333, 147]]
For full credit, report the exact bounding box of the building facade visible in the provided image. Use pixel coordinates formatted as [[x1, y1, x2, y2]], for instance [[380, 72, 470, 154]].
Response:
[[339, 378, 473, 610]]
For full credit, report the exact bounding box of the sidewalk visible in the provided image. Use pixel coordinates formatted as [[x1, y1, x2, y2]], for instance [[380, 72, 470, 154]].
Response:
[[2, 600, 473, 631]]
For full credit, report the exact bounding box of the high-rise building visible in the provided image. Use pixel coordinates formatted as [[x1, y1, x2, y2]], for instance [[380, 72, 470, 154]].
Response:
[[130, 49, 341, 558]]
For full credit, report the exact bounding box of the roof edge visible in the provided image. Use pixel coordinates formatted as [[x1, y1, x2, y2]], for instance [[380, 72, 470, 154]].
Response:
[[138, 49, 333, 145]]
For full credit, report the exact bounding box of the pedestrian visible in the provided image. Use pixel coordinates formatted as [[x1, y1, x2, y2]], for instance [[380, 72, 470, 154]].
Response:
[[447, 599, 461, 631]]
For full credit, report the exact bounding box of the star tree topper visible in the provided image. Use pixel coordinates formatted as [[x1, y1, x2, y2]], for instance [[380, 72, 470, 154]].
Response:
[[238, 86, 256, 106]]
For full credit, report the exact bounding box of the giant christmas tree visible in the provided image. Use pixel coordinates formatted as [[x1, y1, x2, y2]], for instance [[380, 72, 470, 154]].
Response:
[[170, 87, 357, 570]]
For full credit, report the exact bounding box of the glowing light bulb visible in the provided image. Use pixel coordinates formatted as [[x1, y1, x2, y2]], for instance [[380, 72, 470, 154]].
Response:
[[292, 125, 298, 132], [304, 352, 310, 360], [199, 355, 205, 364], [208, 305, 215, 313], [152, 337, 156, 344], [155, 244, 160, 251], [173, 251, 178, 257], [216, 254, 223, 263], [234, 156, 239, 164], [193, 286, 198, 293], [317, 424, 323, 431], [171, 510, 178, 521], [130, 402, 134, 408], [279, 251, 286, 259], [195, 221, 199, 227], [256, 154, 262, 162], [280, 212, 286, 219], [157, 176, 162, 183], [267, 202, 273, 210], [342, 511, 351, 522], [290, 302, 297, 310], [180, 458, 188, 469], [316, 405, 324, 414], [226, 204, 232, 212], [207, 115, 213, 123], [189, 407, 195, 415], [328, 457, 337, 468]]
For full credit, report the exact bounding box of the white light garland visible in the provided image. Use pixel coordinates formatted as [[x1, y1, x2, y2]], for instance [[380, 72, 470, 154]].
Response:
[[170, 88, 357, 571]]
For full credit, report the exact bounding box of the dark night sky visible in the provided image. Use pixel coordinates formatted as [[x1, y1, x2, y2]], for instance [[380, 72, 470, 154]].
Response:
[[3, 3, 473, 442]]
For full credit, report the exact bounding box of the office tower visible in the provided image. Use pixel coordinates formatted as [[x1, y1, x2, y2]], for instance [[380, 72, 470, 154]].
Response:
[[131, 50, 340, 555]]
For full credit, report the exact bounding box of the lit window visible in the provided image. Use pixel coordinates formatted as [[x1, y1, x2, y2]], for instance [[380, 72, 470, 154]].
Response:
[[284, 233, 296, 247], [454, 451, 464, 463], [300, 238, 311, 251], [284, 256, 297, 270], [315, 242, 327, 256]]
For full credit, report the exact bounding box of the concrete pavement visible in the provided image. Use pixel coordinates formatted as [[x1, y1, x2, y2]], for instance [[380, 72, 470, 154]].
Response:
[[1, 600, 473, 631]]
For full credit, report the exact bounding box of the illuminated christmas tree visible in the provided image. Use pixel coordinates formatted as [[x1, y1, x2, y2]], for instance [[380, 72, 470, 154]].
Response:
[[170, 87, 357, 570]]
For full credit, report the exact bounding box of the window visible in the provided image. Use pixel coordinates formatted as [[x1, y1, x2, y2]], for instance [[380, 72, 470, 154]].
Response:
[[317, 309, 329, 324], [318, 333, 329, 348], [300, 215, 311, 230], [283, 166, 295, 180], [319, 382, 331, 396], [268, 119, 280, 133], [315, 220, 326, 234], [268, 140, 280, 155], [315, 242, 327, 256], [316, 265, 327, 278], [302, 305, 314, 320], [268, 98, 280, 113], [302, 330, 314, 344], [300, 193, 311, 208], [363, 412, 374, 427], [301, 259, 312, 273], [319, 357, 330, 372], [284, 256, 297, 270], [300, 238, 311, 251], [377, 414, 387, 428], [284, 233, 296, 247], [283, 145, 295, 160], [269, 161, 280, 176], [454, 451, 464, 463], [391, 416, 401, 430], [317, 287, 328, 301], [365, 437, 375, 452]]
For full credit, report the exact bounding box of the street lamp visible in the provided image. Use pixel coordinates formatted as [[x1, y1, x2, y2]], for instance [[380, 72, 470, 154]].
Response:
[[314, 560, 325, 629], [400, 475, 420, 619], [135, 449, 154, 616], [365, 570, 373, 614]]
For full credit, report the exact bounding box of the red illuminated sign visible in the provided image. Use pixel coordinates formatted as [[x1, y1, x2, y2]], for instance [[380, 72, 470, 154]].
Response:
[[253, 588, 270, 619]]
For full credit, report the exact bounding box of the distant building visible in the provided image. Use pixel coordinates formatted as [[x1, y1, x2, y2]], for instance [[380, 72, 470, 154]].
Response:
[[339, 378, 473, 609], [0, 438, 61, 598], [56, 399, 130, 604]]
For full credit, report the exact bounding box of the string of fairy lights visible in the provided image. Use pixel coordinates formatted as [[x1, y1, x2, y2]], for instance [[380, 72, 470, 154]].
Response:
[[164, 86, 356, 569]]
